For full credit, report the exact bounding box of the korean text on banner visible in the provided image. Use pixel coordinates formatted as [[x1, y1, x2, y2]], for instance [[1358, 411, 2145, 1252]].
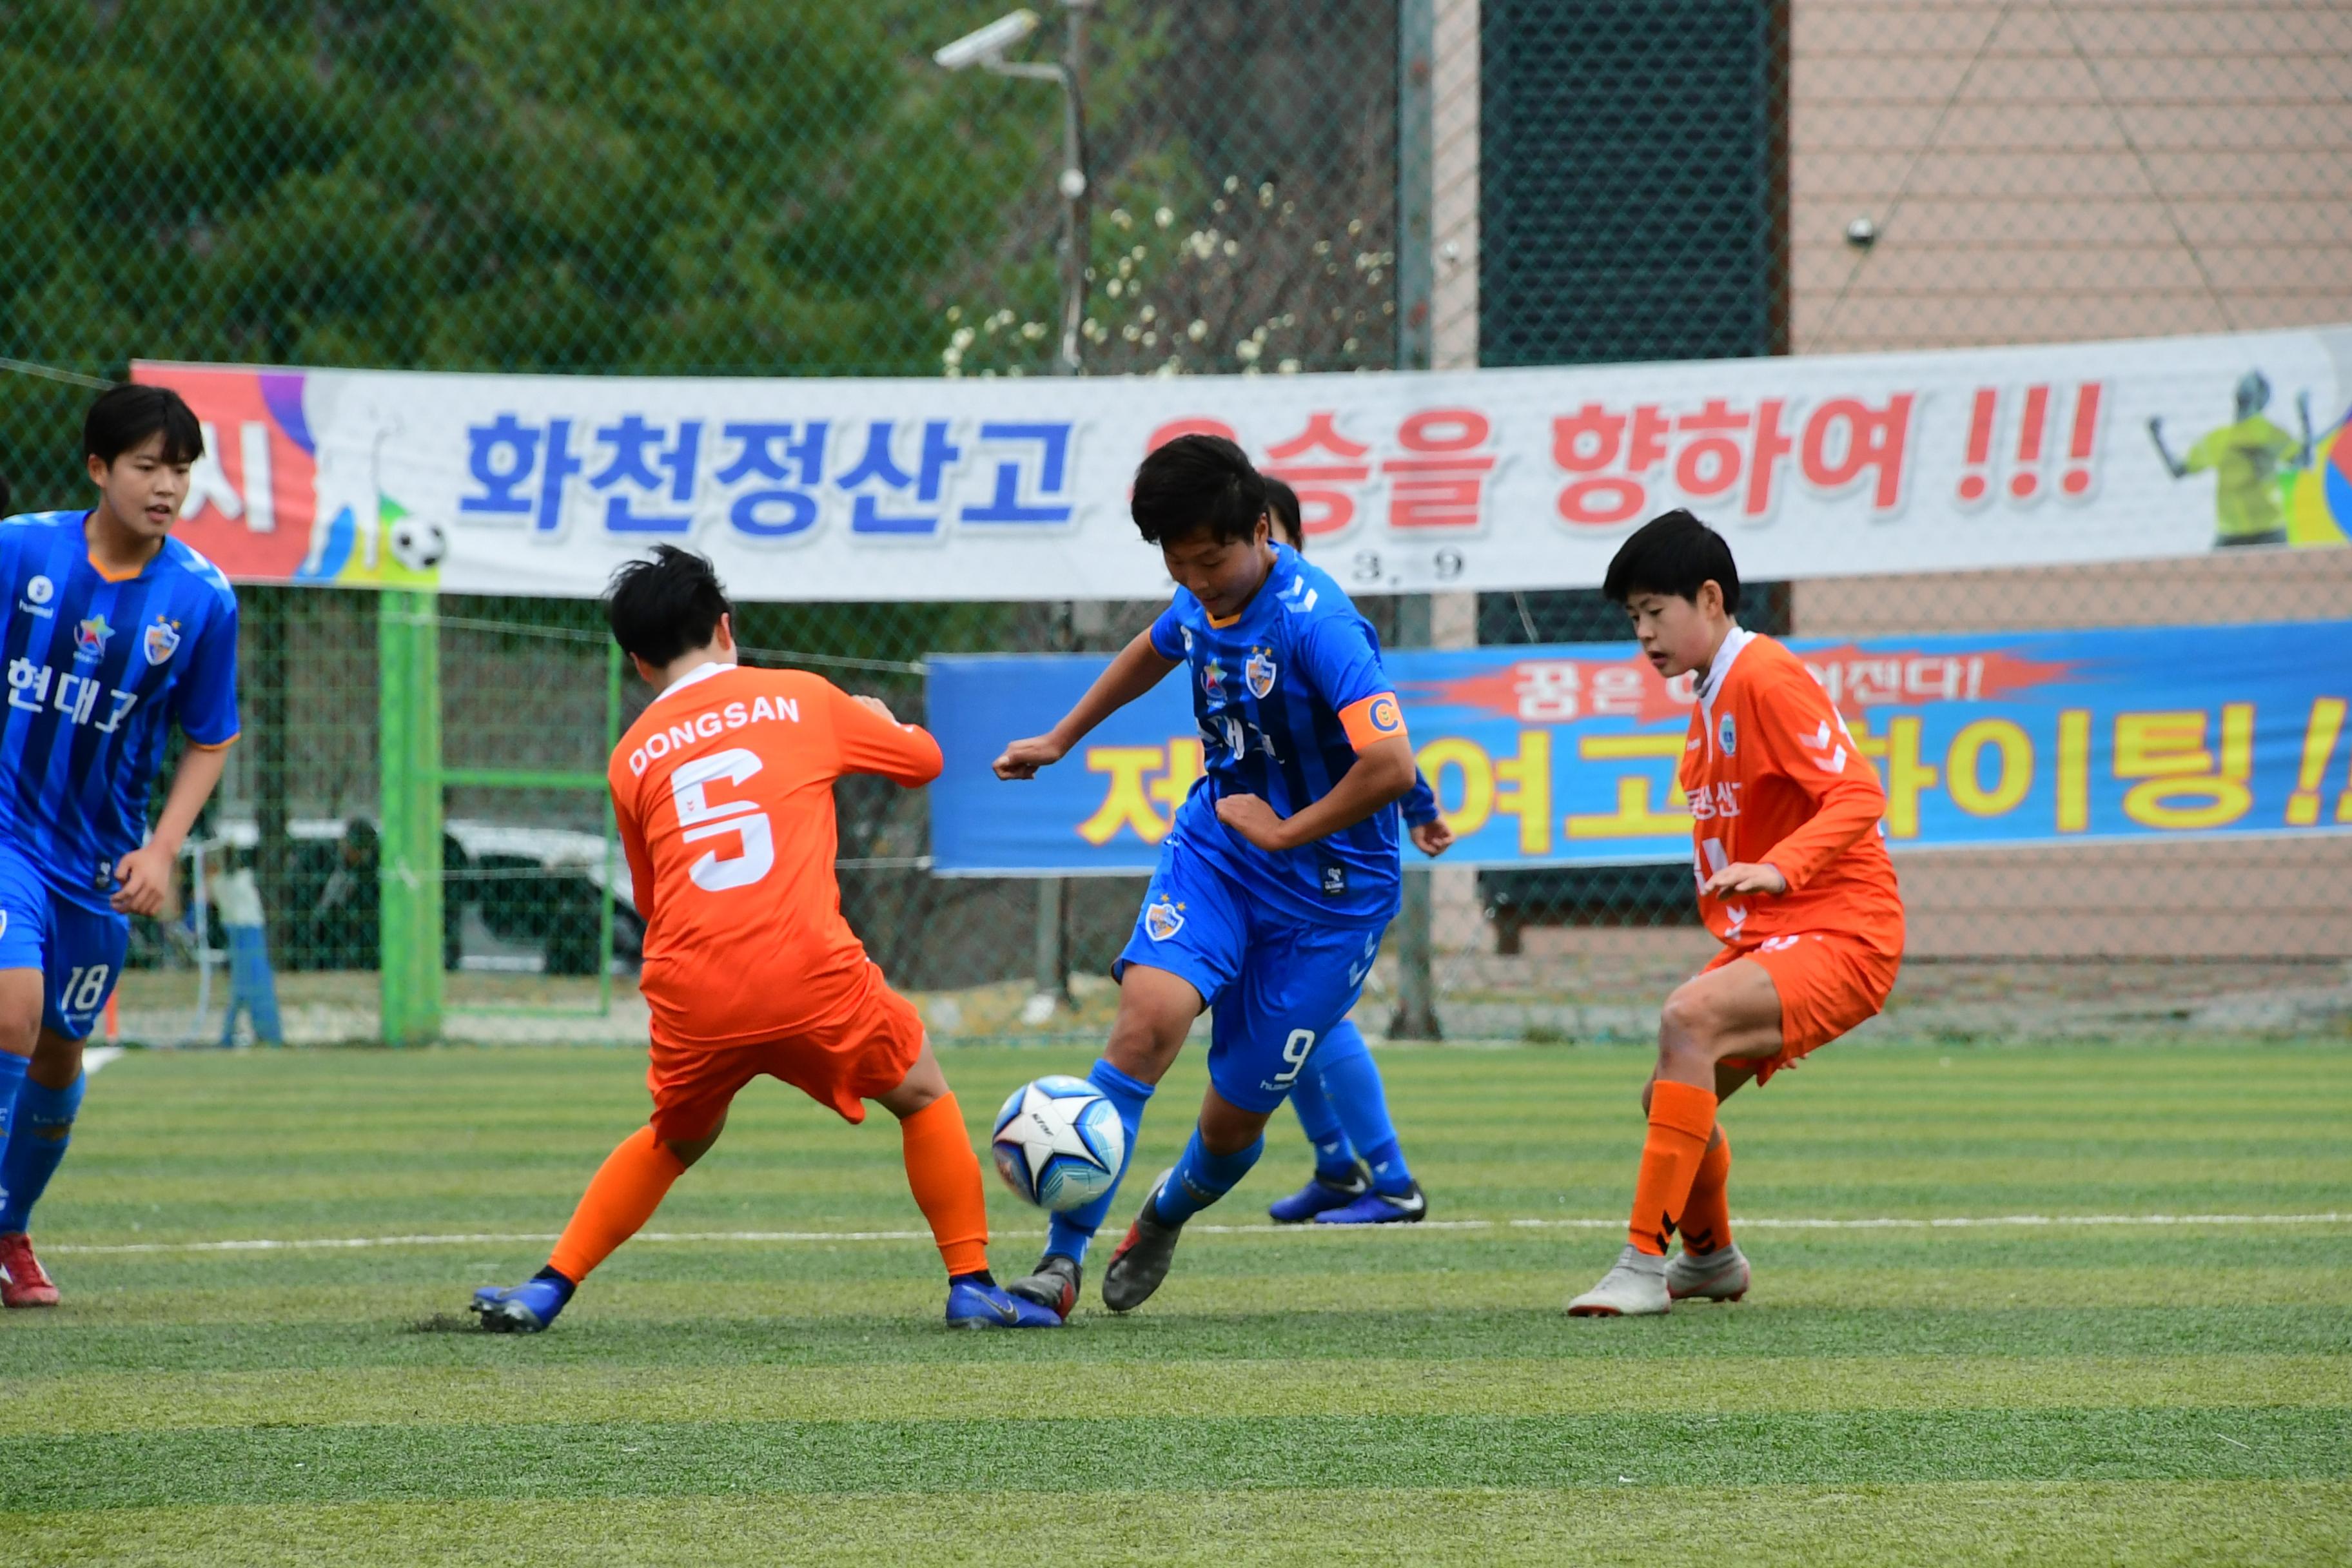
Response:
[[134, 323, 2352, 602], [926, 621, 2352, 875]]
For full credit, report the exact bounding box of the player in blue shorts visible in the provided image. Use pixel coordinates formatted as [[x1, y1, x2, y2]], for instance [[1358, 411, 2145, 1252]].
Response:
[[1257, 480, 1450, 1226], [992, 436, 1421, 1316], [0, 385, 240, 1308]]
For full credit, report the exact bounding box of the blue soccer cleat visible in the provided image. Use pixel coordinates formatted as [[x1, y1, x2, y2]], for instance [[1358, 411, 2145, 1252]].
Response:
[[471, 1270, 574, 1333], [946, 1278, 1066, 1329], [1268, 1163, 1370, 1224], [1313, 1180, 1428, 1226]]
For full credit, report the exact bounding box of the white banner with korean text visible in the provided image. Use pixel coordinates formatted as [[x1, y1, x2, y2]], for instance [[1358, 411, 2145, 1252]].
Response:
[[133, 322, 2352, 600]]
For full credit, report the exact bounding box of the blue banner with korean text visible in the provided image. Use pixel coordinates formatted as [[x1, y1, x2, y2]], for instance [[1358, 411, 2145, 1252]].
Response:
[[927, 620, 2352, 874]]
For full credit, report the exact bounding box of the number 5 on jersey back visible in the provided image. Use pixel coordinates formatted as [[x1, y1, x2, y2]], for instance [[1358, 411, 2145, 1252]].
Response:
[[670, 749, 775, 892]]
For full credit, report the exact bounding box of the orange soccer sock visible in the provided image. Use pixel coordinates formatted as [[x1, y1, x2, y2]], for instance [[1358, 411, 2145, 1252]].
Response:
[[547, 1125, 687, 1284], [1678, 1128, 1734, 1255], [899, 1093, 990, 1278], [1627, 1080, 1719, 1255]]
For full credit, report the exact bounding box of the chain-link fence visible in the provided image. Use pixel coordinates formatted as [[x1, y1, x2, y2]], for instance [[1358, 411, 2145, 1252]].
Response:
[[3, 1, 2347, 1046]]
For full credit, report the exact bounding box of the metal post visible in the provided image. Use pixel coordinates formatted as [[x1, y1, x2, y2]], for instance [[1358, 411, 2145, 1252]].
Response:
[[377, 589, 444, 1045], [1389, 0, 1442, 1041], [598, 639, 622, 1018], [1055, 0, 1092, 376], [1034, 1, 1090, 1014]]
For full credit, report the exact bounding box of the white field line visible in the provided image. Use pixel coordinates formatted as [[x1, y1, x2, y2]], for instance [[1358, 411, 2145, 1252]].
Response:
[[46, 1211, 2351, 1257], [81, 1046, 126, 1075]]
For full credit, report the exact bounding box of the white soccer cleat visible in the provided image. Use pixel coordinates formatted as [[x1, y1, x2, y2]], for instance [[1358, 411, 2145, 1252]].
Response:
[[1566, 1244, 1671, 1317], [1667, 1241, 1751, 1303]]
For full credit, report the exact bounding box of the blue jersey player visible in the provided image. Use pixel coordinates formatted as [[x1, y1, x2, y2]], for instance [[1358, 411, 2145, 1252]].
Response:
[[0, 386, 239, 1309], [1258, 479, 1452, 1226], [992, 436, 1420, 1317]]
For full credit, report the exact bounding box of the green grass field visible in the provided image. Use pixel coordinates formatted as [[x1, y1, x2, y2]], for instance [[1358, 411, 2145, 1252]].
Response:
[[6, 1037, 2349, 1564]]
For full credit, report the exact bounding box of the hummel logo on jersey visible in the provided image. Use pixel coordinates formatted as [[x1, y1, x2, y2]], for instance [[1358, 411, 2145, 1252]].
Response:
[[23, 575, 53, 607], [1279, 575, 1318, 614], [1798, 717, 1849, 774], [1244, 647, 1277, 698], [72, 616, 113, 662]]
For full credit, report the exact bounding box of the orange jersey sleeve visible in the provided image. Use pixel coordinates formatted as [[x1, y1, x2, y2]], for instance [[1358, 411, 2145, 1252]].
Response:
[[609, 665, 941, 1048], [1743, 658, 1889, 892]]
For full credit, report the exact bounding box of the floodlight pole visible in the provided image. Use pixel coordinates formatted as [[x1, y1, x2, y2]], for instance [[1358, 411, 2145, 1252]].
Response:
[[979, 4, 1092, 1009]]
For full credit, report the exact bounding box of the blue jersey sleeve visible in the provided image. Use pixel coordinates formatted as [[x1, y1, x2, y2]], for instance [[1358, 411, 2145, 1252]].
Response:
[[1298, 613, 1393, 718], [1148, 601, 1187, 662], [1401, 770, 1439, 825], [173, 596, 241, 747]]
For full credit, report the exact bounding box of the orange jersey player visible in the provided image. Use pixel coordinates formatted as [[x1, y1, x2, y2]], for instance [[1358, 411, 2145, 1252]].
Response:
[[471, 545, 1060, 1333], [1568, 509, 1904, 1317]]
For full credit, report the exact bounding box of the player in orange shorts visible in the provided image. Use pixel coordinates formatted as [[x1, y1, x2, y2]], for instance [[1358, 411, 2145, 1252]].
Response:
[[473, 546, 1058, 1331], [1568, 510, 1905, 1317]]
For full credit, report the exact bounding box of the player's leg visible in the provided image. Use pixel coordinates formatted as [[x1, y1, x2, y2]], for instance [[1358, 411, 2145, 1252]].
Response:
[[1268, 1055, 1369, 1222], [0, 965, 44, 1308], [1568, 957, 1782, 1318], [1, 896, 125, 1309], [1307, 1020, 1426, 1225], [473, 1045, 738, 1333], [1101, 914, 1380, 1312], [1008, 847, 1242, 1318], [874, 1032, 1059, 1329]]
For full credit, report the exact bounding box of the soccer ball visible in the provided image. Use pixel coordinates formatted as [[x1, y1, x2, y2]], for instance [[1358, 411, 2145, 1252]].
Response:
[[389, 515, 448, 573], [991, 1075, 1126, 1212]]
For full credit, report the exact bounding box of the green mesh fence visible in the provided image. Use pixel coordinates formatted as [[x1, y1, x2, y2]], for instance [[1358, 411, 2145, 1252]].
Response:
[[3, 1, 2347, 1045]]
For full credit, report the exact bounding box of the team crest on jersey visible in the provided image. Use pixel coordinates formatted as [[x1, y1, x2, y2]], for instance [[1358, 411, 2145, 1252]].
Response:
[[1718, 712, 1737, 756], [1244, 647, 1277, 698], [1144, 897, 1185, 941], [73, 615, 112, 662], [143, 618, 182, 666]]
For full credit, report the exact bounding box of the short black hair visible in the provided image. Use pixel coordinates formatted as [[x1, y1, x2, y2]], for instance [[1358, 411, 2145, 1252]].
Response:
[[606, 545, 733, 667], [1263, 477, 1304, 550], [1602, 508, 1741, 612], [84, 384, 204, 468], [1131, 434, 1268, 547]]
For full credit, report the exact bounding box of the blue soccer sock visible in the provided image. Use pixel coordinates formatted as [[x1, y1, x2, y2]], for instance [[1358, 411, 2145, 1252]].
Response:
[[0, 1052, 26, 1225], [1150, 1126, 1265, 1226], [1318, 1026, 1415, 1195], [0, 1069, 84, 1233], [1287, 1065, 1358, 1181], [1044, 1059, 1154, 1266]]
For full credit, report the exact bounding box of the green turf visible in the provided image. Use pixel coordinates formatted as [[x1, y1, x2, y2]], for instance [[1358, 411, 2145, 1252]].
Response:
[[5, 1038, 2349, 1564]]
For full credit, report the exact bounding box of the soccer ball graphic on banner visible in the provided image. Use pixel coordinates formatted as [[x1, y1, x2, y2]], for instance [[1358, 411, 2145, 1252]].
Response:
[[991, 1075, 1126, 1212], [388, 515, 448, 573]]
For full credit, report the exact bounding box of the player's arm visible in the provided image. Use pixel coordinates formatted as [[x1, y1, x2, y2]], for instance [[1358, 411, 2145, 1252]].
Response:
[[1402, 769, 1454, 856], [1703, 674, 1888, 901], [614, 787, 659, 930], [827, 683, 943, 787], [1218, 727, 1416, 852], [1217, 618, 1417, 851], [113, 743, 231, 917], [116, 600, 240, 917], [2146, 416, 2188, 478], [994, 623, 1181, 780]]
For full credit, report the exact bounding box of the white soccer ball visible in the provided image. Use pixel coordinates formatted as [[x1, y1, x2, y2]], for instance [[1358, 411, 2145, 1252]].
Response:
[[991, 1075, 1126, 1213], [389, 515, 448, 573]]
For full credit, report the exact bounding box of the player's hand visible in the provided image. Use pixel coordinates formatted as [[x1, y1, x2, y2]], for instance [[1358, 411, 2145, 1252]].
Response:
[[1701, 861, 1787, 898], [1215, 792, 1293, 851], [1410, 819, 1456, 858], [994, 734, 1068, 780], [111, 843, 175, 917], [851, 694, 897, 723]]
